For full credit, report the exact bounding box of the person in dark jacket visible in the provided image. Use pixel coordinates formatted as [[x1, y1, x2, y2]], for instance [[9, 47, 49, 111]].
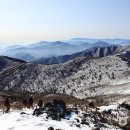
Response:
[[3, 97, 10, 113], [38, 99, 43, 108], [48, 127, 54, 130], [22, 99, 28, 108], [27, 96, 34, 109]]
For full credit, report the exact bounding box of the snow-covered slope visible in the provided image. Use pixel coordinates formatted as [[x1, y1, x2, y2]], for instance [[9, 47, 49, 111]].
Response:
[[0, 55, 130, 103], [57, 56, 130, 99]]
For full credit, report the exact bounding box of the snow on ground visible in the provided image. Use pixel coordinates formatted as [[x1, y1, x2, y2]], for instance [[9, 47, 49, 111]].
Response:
[[98, 105, 118, 112], [0, 109, 91, 130], [0, 106, 123, 130]]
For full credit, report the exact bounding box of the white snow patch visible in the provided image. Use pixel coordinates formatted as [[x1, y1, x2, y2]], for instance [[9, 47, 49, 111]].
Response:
[[98, 105, 118, 112], [0, 109, 90, 130]]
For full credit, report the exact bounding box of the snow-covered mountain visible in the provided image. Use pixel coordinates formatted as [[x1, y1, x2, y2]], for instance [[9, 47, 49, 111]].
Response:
[[0, 48, 130, 104], [0, 56, 26, 71]]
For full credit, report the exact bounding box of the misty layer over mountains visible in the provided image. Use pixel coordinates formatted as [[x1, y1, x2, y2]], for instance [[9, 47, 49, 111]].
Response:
[[0, 38, 129, 62], [67, 38, 130, 45], [35, 45, 119, 64]]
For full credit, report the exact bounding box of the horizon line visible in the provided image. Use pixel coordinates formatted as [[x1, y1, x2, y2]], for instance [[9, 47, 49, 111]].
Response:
[[0, 37, 130, 43]]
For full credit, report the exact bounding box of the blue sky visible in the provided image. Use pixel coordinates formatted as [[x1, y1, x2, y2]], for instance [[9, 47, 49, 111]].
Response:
[[0, 0, 130, 42]]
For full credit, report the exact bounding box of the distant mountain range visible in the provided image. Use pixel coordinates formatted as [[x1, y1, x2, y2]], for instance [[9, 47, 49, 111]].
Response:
[[0, 38, 130, 62], [34, 45, 119, 64], [67, 38, 130, 45]]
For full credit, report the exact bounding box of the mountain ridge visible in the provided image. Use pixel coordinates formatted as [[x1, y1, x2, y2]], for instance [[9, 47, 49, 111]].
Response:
[[34, 45, 120, 64], [0, 39, 122, 61]]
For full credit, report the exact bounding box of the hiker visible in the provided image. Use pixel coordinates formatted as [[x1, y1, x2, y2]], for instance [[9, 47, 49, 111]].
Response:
[[33, 99, 44, 116], [3, 97, 11, 113], [38, 99, 43, 108], [53, 99, 66, 112], [27, 96, 34, 109], [88, 101, 95, 108], [52, 99, 66, 120], [48, 127, 54, 130], [22, 99, 27, 107]]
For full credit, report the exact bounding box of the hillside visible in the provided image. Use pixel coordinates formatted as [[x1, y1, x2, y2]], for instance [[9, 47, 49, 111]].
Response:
[[0, 56, 26, 71], [0, 54, 130, 104]]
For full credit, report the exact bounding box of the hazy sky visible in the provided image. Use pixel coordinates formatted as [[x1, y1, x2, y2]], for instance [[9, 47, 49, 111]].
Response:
[[0, 0, 130, 42]]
